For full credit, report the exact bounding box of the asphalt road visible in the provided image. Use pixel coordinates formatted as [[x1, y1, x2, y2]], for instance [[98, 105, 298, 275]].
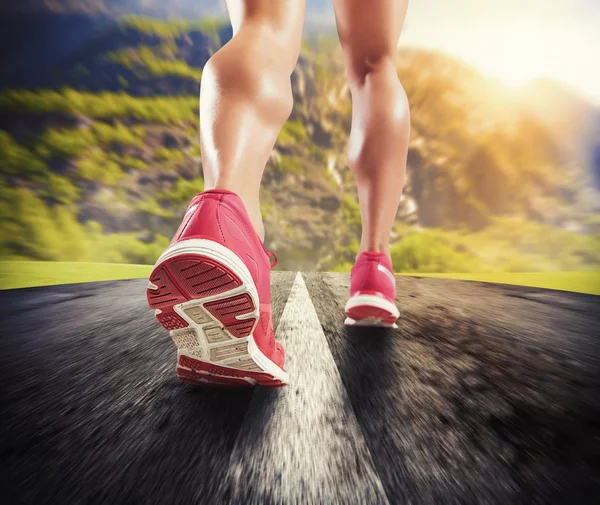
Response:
[[1, 273, 599, 505]]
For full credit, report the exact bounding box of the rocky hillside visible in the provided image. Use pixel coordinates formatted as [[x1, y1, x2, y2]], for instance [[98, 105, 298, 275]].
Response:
[[1, 16, 599, 272]]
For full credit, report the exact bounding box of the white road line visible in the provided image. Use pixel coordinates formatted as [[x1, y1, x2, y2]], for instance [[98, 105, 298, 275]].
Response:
[[223, 272, 390, 504]]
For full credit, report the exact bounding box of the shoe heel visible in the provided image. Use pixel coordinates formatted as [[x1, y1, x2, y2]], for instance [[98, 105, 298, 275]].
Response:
[[146, 239, 288, 386], [344, 293, 400, 328]]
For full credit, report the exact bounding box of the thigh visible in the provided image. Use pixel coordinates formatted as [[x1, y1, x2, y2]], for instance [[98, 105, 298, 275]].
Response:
[[225, 0, 306, 70], [332, 0, 409, 78], [225, 0, 305, 41]]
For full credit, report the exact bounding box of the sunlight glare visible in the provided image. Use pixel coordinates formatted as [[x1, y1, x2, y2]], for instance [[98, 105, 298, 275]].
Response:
[[465, 18, 556, 88], [401, 5, 600, 103]]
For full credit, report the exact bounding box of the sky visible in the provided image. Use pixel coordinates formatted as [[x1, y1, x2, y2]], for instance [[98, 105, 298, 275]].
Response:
[[307, 0, 600, 104]]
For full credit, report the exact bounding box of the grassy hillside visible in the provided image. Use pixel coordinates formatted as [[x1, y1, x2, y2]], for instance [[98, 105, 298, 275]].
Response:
[[1, 16, 599, 273]]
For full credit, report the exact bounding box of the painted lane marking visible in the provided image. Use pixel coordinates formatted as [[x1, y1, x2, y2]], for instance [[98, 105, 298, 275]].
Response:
[[223, 272, 390, 504]]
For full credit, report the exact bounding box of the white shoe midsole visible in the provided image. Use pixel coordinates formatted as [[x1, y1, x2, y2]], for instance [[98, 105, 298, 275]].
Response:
[[344, 294, 400, 318], [154, 238, 254, 289]]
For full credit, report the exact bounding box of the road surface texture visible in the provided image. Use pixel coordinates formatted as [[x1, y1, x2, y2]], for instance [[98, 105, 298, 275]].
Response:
[[1, 272, 599, 505]]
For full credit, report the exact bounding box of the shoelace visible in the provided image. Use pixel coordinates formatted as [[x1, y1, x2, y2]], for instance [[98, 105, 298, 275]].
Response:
[[268, 251, 278, 269]]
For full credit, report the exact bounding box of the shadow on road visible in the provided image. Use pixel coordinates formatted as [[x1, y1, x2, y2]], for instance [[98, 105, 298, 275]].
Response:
[[340, 325, 396, 386]]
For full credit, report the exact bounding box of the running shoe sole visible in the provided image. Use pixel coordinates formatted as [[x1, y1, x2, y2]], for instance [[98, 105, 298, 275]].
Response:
[[147, 238, 288, 387], [344, 293, 400, 329]]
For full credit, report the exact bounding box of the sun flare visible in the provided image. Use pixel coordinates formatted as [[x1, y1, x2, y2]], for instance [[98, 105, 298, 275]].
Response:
[[401, 5, 600, 103], [464, 19, 558, 89]]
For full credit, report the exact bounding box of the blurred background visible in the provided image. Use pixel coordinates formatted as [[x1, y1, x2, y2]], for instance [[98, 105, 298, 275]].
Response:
[[1, 0, 599, 274]]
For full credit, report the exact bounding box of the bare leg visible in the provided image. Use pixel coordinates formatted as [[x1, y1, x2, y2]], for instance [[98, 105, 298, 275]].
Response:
[[333, 0, 410, 255], [200, 0, 305, 240]]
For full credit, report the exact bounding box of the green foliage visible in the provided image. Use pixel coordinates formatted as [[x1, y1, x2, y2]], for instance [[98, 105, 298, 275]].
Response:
[[0, 187, 170, 264], [41, 174, 80, 205], [277, 119, 308, 145], [36, 123, 144, 162], [0, 131, 47, 178], [326, 216, 600, 274], [90, 231, 171, 265], [196, 17, 227, 40], [91, 122, 144, 147], [37, 128, 96, 160], [187, 141, 201, 157], [108, 46, 202, 80], [0, 89, 198, 124], [132, 125, 147, 138], [309, 145, 328, 164], [390, 232, 480, 273], [273, 155, 304, 176], [385, 219, 600, 273], [119, 16, 197, 38], [465, 218, 600, 272], [119, 155, 149, 171], [154, 147, 184, 163], [136, 198, 175, 219], [159, 177, 204, 206], [137, 177, 204, 218], [341, 195, 362, 233], [0, 187, 86, 261], [77, 150, 125, 186], [119, 16, 226, 42], [330, 261, 354, 273]]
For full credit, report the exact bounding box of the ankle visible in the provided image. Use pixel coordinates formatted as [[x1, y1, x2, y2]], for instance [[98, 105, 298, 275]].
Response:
[[236, 194, 265, 242], [358, 240, 389, 257], [249, 211, 265, 242], [233, 193, 264, 241]]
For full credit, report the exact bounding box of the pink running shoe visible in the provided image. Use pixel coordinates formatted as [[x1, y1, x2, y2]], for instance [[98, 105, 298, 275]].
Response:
[[345, 251, 400, 328], [146, 189, 288, 387]]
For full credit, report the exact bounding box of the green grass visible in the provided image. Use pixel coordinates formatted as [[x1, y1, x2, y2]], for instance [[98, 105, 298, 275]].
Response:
[[0, 262, 598, 295], [400, 271, 600, 296], [0, 262, 152, 290]]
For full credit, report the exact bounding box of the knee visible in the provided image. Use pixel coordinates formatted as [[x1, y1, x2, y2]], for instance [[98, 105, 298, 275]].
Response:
[[345, 52, 399, 90], [345, 49, 409, 128]]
